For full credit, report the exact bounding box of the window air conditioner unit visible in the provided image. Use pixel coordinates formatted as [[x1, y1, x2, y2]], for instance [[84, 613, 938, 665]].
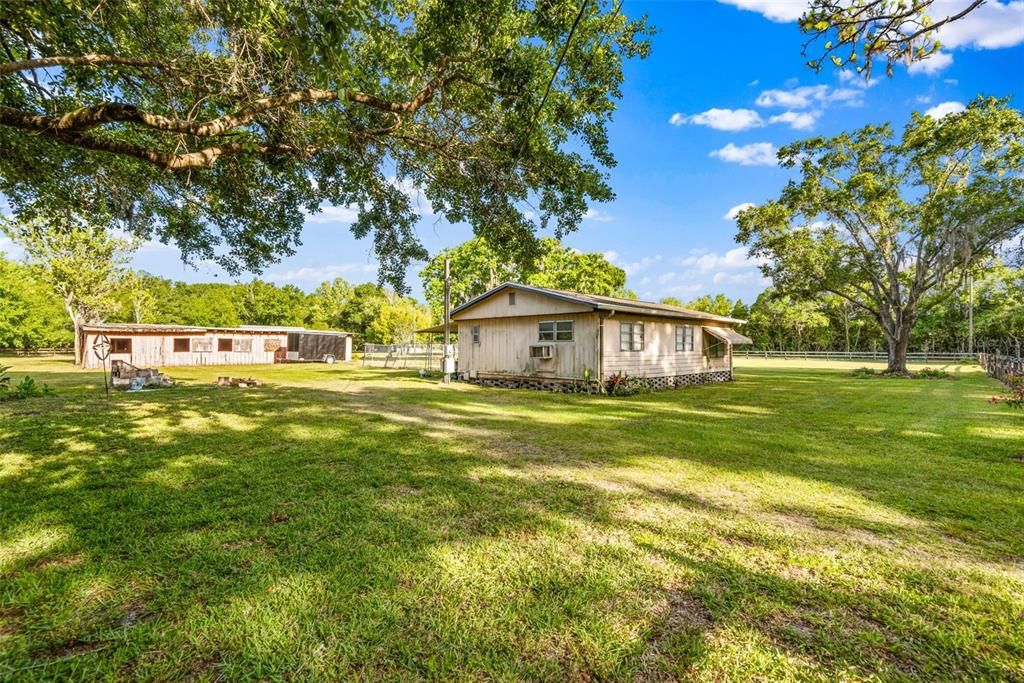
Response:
[[530, 344, 554, 359]]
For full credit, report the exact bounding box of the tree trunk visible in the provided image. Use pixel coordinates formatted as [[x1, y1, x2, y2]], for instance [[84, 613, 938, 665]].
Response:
[[886, 325, 912, 374], [73, 320, 83, 366]]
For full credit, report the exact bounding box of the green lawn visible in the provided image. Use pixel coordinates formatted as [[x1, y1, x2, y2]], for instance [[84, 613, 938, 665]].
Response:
[[1, 356, 1022, 681]]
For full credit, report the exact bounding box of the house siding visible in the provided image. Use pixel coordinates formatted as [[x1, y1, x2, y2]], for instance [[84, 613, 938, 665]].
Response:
[[455, 288, 592, 320], [600, 316, 731, 378], [457, 313, 599, 380]]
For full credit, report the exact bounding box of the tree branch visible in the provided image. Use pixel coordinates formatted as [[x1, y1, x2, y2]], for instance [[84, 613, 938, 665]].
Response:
[[0, 53, 175, 75]]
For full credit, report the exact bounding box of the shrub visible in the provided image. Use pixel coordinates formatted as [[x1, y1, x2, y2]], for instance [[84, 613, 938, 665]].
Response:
[[605, 372, 651, 396], [913, 367, 954, 380], [990, 375, 1024, 409], [989, 386, 1024, 409], [0, 374, 51, 401], [851, 367, 876, 378]]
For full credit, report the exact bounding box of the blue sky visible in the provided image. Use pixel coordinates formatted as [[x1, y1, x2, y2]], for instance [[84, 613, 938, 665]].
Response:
[[3, 0, 1021, 305]]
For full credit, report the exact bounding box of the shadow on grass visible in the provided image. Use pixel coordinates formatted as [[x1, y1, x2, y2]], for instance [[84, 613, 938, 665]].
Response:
[[0, 364, 1021, 679]]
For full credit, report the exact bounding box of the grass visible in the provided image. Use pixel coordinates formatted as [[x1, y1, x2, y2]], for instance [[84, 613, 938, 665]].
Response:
[[1, 355, 1022, 681]]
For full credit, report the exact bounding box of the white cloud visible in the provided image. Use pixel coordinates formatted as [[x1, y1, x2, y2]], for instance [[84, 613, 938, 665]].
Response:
[[716, 0, 804, 22], [266, 263, 377, 283], [584, 207, 614, 222], [712, 270, 768, 286], [672, 108, 765, 131], [681, 246, 766, 273], [303, 203, 360, 224], [930, 0, 1024, 49], [748, 79, 760, 86], [723, 202, 755, 221], [719, 0, 1024, 50], [756, 84, 863, 109], [908, 51, 954, 75], [916, 95, 933, 104], [838, 70, 877, 88], [768, 110, 820, 130], [710, 142, 778, 166], [944, 78, 960, 85], [607, 253, 662, 276], [925, 101, 966, 118]]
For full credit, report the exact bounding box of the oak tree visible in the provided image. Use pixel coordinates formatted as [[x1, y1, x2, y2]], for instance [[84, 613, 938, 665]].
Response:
[[736, 98, 1024, 373], [0, 0, 650, 290]]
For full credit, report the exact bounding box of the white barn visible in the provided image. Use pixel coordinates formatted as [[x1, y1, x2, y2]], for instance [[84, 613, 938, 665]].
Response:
[[450, 283, 752, 391], [80, 323, 352, 369]]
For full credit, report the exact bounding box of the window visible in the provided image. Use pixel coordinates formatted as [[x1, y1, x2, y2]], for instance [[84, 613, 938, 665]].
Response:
[[703, 330, 727, 358], [508, 291, 516, 306], [192, 338, 212, 353], [471, 325, 481, 343], [173, 338, 189, 353], [675, 325, 694, 352], [218, 338, 233, 352], [110, 338, 132, 354], [619, 322, 644, 351], [233, 338, 252, 353], [538, 320, 573, 342]]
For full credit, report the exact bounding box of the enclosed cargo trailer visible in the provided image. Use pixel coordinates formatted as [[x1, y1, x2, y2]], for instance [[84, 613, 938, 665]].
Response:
[[285, 330, 353, 363]]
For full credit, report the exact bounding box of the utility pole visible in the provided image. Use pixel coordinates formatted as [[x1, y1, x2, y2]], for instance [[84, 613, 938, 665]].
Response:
[[968, 273, 974, 355], [442, 257, 452, 385]]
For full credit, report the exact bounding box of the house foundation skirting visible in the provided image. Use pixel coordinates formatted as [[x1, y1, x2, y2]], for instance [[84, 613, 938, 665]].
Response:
[[471, 369, 733, 393]]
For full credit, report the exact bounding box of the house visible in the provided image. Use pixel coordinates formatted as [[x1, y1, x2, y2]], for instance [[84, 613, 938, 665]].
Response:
[[450, 283, 752, 391], [80, 323, 352, 369]]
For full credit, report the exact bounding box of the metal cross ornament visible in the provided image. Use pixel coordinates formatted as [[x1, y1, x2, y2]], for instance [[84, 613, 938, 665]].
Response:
[[92, 334, 111, 397]]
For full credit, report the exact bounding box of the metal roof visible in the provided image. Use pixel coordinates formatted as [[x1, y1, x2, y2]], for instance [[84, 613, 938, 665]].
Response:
[[450, 282, 747, 324], [703, 326, 754, 345], [81, 323, 352, 335]]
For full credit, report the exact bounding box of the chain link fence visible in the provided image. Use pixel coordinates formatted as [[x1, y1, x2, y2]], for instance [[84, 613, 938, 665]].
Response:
[[362, 343, 454, 372]]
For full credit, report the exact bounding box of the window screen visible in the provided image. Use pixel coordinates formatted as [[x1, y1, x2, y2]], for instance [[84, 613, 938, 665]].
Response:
[[173, 338, 189, 352], [110, 338, 132, 353], [675, 325, 694, 352], [619, 322, 644, 351], [233, 338, 252, 353], [703, 330, 727, 358], [539, 320, 573, 342], [472, 325, 481, 343], [192, 338, 212, 353], [508, 291, 516, 306]]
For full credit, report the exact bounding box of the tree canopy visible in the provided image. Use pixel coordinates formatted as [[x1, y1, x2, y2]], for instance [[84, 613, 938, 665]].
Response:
[[1, 216, 137, 362], [801, 0, 984, 78], [419, 236, 627, 318], [736, 97, 1024, 372], [0, 0, 650, 289]]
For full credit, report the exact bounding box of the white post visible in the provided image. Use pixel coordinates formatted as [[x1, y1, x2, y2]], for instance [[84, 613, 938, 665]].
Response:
[[968, 273, 974, 355], [442, 258, 452, 385]]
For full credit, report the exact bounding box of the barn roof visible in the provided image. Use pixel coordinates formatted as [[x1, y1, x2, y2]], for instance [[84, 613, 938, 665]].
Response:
[[450, 282, 747, 325], [81, 323, 352, 335]]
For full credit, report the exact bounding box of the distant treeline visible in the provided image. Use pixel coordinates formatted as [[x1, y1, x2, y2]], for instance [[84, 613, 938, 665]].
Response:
[[0, 259, 428, 349], [1, 255, 1020, 355]]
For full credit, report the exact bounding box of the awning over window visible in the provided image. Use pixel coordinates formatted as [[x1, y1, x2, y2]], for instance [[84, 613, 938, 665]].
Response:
[[703, 326, 753, 345]]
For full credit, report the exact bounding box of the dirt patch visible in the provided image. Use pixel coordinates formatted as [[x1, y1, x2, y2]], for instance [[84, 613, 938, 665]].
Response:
[[33, 553, 84, 571], [636, 588, 714, 681], [268, 511, 289, 524]]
